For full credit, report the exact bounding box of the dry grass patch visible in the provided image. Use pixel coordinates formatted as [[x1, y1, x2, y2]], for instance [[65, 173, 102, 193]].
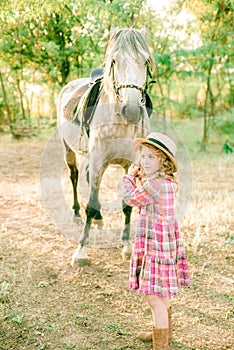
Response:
[[0, 135, 233, 349]]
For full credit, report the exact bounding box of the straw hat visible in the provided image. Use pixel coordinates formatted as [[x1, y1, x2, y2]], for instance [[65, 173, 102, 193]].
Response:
[[133, 132, 178, 172]]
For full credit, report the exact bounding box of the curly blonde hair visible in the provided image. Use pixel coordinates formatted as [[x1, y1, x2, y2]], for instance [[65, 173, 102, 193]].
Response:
[[138, 144, 178, 190]]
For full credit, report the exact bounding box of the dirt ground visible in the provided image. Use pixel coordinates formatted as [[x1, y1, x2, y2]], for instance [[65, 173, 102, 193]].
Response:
[[0, 132, 233, 350]]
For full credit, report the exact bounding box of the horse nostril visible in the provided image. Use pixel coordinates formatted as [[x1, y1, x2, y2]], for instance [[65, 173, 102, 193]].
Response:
[[140, 106, 144, 115], [121, 104, 142, 122], [121, 105, 127, 117]]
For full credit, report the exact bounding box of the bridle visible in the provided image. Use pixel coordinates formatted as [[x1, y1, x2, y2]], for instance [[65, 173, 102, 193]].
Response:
[[110, 58, 156, 104]]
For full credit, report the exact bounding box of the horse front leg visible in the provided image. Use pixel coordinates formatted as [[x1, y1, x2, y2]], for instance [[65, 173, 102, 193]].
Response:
[[121, 202, 133, 261], [71, 185, 102, 266], [80, 188, 102, 247]]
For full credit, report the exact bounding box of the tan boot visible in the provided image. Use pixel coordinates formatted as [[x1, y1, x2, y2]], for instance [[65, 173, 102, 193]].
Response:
[[168, 307, 172, 339], [152, 327, 169, 350], [137, 307, 172, 342], [137, 330, 152, 341]]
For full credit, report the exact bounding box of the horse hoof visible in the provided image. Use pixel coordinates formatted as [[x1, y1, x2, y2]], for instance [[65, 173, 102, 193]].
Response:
[[92, 219, 103, 228], [71, 245, 90, 267], [73, 215, 82, 224], [71, 258, 91, 267], [121, 251, 131, 262], [121, 243, 132, 261]]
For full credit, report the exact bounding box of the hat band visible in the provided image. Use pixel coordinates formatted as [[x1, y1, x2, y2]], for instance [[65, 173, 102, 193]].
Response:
[[147, 138, 174, 157]]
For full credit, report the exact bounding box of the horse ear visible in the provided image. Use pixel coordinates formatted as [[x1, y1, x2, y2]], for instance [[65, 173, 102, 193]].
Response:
[[140, 27, 148, 40], [109, 25, 117, 39]]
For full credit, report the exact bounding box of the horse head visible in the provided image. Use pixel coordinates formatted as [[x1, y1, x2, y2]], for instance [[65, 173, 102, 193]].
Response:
[[102, 28, 155, 124]]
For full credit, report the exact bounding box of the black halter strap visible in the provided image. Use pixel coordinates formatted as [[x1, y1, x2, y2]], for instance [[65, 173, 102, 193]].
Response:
[[114, 83, 145, 94], [110, 59, 156, 103]]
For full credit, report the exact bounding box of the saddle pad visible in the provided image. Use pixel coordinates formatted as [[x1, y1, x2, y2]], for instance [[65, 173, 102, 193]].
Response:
[[63, 83, 89, 121]]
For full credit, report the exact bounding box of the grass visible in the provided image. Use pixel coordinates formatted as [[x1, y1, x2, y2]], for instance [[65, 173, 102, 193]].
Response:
[[0, 120, 233, 349]]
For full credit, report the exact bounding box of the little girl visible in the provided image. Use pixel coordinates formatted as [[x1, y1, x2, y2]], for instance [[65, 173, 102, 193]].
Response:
[[119, 132, 190, 350]]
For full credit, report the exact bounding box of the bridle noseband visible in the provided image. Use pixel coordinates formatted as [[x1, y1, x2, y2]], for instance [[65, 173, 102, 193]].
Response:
[[110, 59, 156, 104]]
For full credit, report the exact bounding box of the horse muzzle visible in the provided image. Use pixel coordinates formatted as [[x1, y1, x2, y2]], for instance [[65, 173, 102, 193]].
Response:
[[121, 103, 144, 124]]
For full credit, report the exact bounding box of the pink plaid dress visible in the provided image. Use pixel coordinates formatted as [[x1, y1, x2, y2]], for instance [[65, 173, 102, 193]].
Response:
[[120, 175, 190, 297]]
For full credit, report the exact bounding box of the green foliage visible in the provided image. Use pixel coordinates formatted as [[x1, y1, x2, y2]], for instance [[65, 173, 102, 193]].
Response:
[[103, 321, 127, 335], [63, 342, 77, 350], [0, 0, 233, 148], [224, 233, 234, 244], [213, 110, 234, 138], [222, 140, 233, 153], [45, 323, 57, 331], [7, 313, 24, 325], [218, 119, 234, 137], [0, 281, 10, 303]]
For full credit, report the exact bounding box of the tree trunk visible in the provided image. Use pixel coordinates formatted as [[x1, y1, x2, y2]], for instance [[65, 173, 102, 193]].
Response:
[[0, 71, 14, 128], [226, 58, 234, 108], [215, 72, 224, 112], [202, 52, 215, 148], [155, 63, 166, 125], [16, 76, 27, 120]]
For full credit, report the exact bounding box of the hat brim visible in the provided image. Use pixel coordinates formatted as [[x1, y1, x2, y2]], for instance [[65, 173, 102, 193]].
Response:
[[133, 138, 178, 173]]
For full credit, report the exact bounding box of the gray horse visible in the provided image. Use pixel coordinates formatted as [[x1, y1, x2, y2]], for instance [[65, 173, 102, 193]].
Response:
[[57, 27, 155, 264]]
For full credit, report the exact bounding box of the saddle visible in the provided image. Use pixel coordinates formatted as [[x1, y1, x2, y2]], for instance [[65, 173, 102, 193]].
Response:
[[63, 68, 103, 135], [63, 67, 153, 137]]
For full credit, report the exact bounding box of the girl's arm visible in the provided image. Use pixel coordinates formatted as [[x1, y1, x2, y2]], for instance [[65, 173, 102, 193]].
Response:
[[119, 174, 162, 207]]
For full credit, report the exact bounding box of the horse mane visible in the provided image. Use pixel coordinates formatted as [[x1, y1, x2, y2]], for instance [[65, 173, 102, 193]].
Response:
[[101, 28, 155, 99]]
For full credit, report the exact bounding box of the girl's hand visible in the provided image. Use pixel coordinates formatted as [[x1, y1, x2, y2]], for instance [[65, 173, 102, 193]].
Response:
[[128, 164, 144, 179]]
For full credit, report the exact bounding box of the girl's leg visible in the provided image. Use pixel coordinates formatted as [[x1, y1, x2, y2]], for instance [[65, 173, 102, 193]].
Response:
[[137, 296, 171, 342], [146, 295, 169, 328], [147, 295, 170, 349], [162, 297, 170, 310]]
